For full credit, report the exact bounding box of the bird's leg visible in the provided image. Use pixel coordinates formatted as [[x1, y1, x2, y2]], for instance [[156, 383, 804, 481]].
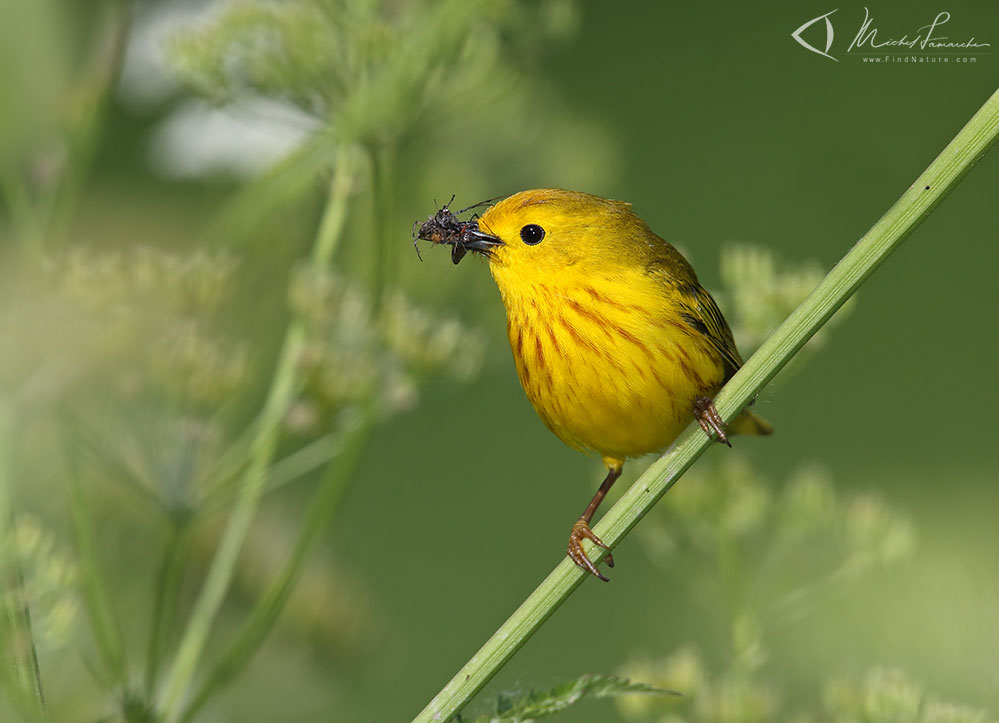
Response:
[[693, 396, 732, 447], [567, 465, 623, 582]]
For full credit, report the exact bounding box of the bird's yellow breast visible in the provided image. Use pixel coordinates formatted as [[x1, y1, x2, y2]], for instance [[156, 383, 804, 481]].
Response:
[[492, 262, 727, 466]]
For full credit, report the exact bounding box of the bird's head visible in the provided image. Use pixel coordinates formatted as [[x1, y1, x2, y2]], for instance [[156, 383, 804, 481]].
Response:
[[466, 189, 659, 286]]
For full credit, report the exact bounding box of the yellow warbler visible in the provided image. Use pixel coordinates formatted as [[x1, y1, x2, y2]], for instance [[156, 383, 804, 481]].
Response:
[[417, 189, 771, 580]]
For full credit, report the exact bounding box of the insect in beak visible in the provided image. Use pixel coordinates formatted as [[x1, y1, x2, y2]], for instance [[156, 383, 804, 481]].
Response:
[[453, 228, 503, 262], [414, 198, 504, 265]]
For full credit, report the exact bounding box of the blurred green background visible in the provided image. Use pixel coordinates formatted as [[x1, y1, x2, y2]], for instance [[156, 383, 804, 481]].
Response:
[[1, 0, 997, 721]]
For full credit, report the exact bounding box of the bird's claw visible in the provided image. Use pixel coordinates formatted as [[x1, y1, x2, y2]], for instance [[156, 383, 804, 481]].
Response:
[[567, 519, 614, 582], [693, 396, 731, 447]]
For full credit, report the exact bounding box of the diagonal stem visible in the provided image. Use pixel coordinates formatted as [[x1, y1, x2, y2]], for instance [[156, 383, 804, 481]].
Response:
[[176, 411, 373, 723], [157, 146, 356, 722], [412, 87, 999, 723]]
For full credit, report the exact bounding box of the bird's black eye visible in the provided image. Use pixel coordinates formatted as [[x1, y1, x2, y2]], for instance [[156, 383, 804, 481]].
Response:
[[520, 224, 545, 245]]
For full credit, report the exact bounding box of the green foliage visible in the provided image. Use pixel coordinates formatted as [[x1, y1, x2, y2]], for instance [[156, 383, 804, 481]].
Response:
[[0, 0, 71, 165], [44, 246, 239, 315], [2, 0, 997, 720], [290, 268, 486, 426], [0, 512, 75, 717], [68, 470, 128, 687], [716, 244, 856, 361], [3, 516, 79, 653], [612, 455, 919, 722], [638, 455, 915, 640], [35, 246, 247, 410], [2, 0, 556, 718], [168, 0, 615, 248], [821, 668, 997, 723], [169, 0, 577, 146], [179, 414, 375, 723], [466, 674, 673, 723], [617, 653, 993, 723]]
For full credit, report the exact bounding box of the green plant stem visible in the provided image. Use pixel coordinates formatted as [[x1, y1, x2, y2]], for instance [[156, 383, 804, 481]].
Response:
[[178, 411, 373, 723], [312, 146, 357, 267], [158, 146, 356, 722], [47, 0, 132, 249], [368, 142, 396, 315], [69, 471, 128, 686], [0, 406, 45, 713], [413, 87, 999, 723], [0, 0, 130, 259], [144, 522, 191, 699], [0, 170, 44, 258]]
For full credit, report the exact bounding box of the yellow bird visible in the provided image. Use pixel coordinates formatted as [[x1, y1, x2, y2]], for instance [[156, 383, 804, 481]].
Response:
[[419, 189, 771, 580]]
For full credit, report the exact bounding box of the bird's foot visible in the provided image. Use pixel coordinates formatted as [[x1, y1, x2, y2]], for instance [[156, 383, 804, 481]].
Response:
[[693, 396, 731, 447], [567, 519, 614, 582]]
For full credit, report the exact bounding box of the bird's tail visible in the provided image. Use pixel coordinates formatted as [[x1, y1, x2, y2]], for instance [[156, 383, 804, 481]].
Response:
[[728, 408, 774, 436]]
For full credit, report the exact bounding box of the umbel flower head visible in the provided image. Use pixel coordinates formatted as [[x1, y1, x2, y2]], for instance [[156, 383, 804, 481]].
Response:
[[288, 267, 486, 428], [169, 0, 579, 148]]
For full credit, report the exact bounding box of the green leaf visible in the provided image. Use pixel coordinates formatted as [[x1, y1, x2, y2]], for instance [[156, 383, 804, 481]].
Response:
[[469, 674, 676, 722]]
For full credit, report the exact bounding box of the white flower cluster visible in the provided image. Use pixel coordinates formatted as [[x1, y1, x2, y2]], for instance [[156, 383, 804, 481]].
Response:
[[288, 267, 486, 428]]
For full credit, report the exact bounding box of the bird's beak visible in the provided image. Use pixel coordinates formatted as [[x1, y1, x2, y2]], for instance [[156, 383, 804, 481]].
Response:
[[451, 227, 503, 265], [459, 228, 503, 253]]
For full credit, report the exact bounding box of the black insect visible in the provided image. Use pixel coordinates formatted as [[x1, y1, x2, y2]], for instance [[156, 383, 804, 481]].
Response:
[[413, 195, 505, 265]]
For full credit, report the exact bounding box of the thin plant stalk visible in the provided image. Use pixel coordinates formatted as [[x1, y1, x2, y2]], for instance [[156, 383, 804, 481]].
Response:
[[0, 406, 45, 714], [0, 171, 44, 258], [178, 411, 374, 723], [413, 87, 999, 723], [158, 146, 357, 722], [47, 0, 132, 249], [144, 523, 191, 699], [69, 470, 128, 687], [0, 0, 130, 258], [368, 143, 396, 315]]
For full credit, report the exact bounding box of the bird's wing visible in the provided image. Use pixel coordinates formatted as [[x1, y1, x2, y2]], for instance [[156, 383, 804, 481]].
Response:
[[677, 283, 743, 380], [641, 241, 743, 381]]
